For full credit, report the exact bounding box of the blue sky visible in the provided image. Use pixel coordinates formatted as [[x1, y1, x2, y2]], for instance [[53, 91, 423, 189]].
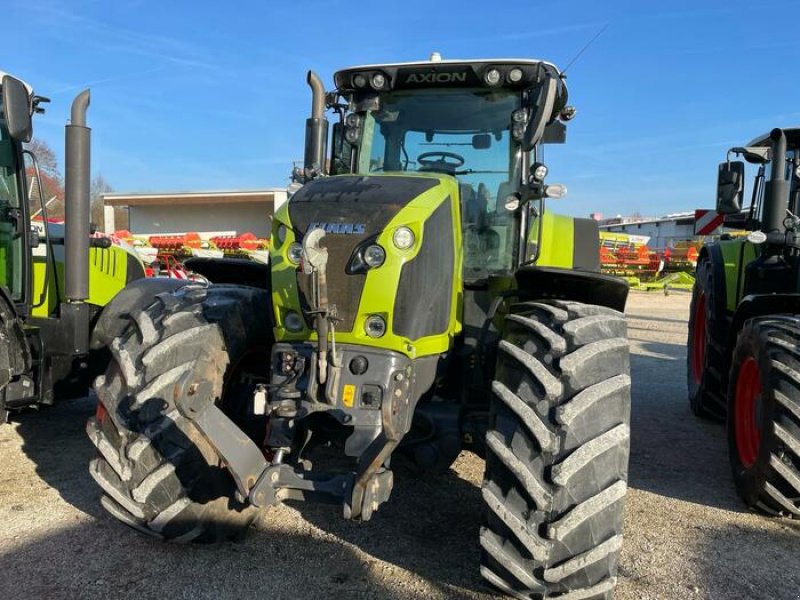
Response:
[[6, 0, 800, 217]]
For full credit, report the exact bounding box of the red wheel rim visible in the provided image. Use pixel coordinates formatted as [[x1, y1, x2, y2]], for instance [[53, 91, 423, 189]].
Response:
[[691, 291, 707, 384], [734, 357, 762, 468]]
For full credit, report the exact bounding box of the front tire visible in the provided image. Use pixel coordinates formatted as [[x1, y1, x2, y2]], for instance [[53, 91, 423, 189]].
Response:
[[481, 300, 631, 599], [87, 285, 272, 541], [687, 256, 727, 420], [727, 317, 800, 518]]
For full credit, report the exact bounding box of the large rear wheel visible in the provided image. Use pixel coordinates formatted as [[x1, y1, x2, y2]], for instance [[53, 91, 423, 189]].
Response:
[[687, 256, 727, 420], [481, 300, 631, 599], [727, 316, 800, 517], [87, 284, 272, 541]]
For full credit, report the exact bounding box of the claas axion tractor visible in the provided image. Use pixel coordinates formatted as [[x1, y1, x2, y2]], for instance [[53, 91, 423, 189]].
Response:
[[89, 56, 632, 599], [689, 128, 800, 519], [0, 73, 150, 425]]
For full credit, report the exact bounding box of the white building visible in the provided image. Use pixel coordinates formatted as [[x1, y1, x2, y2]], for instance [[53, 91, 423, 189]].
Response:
[[102, 189, 288, 238], [599, 212, 697, 249]]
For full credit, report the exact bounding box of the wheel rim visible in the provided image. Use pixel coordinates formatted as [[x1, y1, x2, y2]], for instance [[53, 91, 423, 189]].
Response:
[[691, 291, 707, 384], [734, 357, 762, 468]]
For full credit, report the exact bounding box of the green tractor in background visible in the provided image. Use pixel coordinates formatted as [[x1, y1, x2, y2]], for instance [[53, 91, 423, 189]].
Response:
[[688, 128, 800, 518], [89, 55, 632, 599], [0, 72, 150, 424]]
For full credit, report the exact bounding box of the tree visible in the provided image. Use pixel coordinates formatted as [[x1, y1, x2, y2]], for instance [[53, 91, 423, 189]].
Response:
[[24, 138, 65, 220], [90, 173, 113, 229]]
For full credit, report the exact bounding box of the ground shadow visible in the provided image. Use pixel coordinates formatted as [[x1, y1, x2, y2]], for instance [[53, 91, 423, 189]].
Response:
[[7, 394, 498, 598], [284, 456, 494, 597], [691, 519, 800, 599], [10, 394, 104, 519], [627, 338, 748, 514], [0, 517, 498, 600]]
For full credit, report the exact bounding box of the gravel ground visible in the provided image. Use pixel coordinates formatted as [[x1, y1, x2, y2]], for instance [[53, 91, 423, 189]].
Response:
[[0, 291, 798, 599]]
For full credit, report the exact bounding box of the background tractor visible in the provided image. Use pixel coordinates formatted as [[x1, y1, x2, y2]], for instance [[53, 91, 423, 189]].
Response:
[[89, 55, 632, 599], [688, 128, 800, 518], [0, 72, 150, 424]]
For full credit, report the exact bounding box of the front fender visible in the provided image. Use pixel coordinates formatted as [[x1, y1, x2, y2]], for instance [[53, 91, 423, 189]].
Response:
[[514, 266, 629, 312]]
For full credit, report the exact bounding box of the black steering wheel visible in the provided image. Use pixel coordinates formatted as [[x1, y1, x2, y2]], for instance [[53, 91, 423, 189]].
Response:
[[417, 151, 465, 174]]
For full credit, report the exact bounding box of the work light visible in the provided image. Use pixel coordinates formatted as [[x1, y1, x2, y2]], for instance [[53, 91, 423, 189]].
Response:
[[392, 226, 415, 249], [365, 315, 387, 338]]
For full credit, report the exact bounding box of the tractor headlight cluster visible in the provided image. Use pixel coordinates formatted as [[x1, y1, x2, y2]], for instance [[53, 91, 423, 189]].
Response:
[[392, 226, 415, 249], [287, 242, 303, 264], [511, 109, 528, 142], [344, 113, 361, 145], [365, 315, 387, 338], [350, 71, 390, 90], [363, 244, 386, 267]]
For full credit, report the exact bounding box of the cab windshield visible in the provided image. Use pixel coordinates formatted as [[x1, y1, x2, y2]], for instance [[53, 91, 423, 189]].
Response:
[[353, 88, 523, 279]]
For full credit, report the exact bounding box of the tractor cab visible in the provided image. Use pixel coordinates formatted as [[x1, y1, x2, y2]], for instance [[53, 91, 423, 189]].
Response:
[[717, 127, 800, 233], [308, 56, 574, 280]]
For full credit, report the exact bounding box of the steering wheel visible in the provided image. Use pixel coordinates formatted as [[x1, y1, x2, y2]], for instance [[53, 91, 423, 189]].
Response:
[[417, 151, 465, 174]]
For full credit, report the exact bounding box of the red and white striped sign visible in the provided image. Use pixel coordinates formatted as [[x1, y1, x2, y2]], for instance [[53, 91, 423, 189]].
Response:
[[694, 209, 724, 235]]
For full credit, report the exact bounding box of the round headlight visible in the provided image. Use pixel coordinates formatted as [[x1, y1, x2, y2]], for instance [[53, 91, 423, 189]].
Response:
[[504, 195, 521, 211], [532, 163, 548, 181], [353, 74, 367, 88], [364, 244, 386, 267], [371, 73, 386, 89], [287, 242, 303, 264], [392, 226, 415, 249], [284, 311, 304, 332], [345, 128, 360, 144], [511, 109, 527, 124], [345, 113, 361, 128], [365, 315, 387, 338], [508, 68, 524, 83], [484, 68, 501, 86]]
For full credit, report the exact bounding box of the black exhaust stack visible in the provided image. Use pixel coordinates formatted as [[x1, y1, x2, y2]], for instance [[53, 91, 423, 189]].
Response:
[[303, 71, 328, 177], [762, 128, 789, 236], [62, 90, 92, 354]]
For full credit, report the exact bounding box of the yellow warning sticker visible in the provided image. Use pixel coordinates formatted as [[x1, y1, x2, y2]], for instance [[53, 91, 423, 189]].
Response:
[[342, 384, 356, 407]]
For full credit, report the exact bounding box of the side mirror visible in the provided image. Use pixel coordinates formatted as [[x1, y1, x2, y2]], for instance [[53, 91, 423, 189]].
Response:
[[2, 75, 32, 143], [716, 161, 744, 215], [523, 77, 557, 151]]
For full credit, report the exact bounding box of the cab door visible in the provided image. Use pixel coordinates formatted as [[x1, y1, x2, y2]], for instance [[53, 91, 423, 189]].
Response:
[[0, 125, 31, 314]]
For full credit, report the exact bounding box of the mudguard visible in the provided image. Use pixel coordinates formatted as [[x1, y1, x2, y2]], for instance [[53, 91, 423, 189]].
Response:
[[514, 265, 629, 312], [90, 277, 188, 350]]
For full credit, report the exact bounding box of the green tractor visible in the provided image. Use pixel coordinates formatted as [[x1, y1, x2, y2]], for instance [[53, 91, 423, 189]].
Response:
[[89, 56, 632, 599], [0, 72, 150, 424], [688, 128, 800, 517]]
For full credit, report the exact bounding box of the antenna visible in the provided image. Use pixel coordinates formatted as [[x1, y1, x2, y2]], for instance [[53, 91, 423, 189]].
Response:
[[561, 24, 609, 76]]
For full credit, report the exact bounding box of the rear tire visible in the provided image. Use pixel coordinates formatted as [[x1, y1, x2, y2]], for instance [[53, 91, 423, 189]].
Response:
[[481, 300, 631, 599], [727, 316, 800, 518], [687, 256, 727, 420], [87, 284, 272, 541]]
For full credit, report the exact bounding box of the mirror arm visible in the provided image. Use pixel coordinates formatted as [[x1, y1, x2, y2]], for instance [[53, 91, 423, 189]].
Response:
[[23, 149, 55, 309]]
